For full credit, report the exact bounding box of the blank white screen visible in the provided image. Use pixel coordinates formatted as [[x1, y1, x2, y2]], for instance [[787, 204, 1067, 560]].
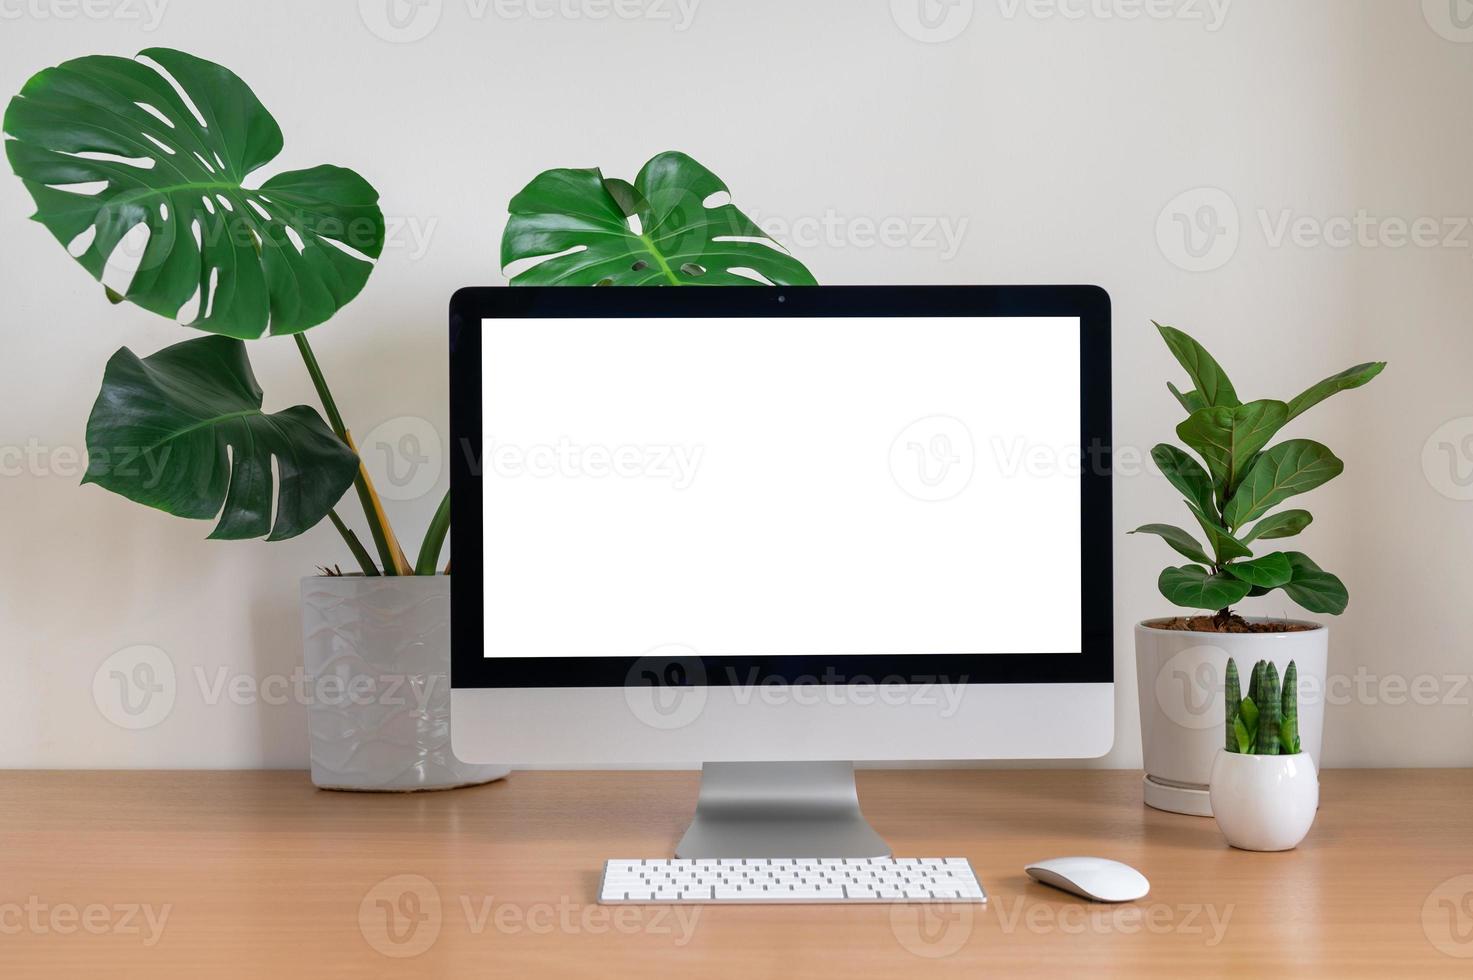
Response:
[[481, 316, 1081, 659]]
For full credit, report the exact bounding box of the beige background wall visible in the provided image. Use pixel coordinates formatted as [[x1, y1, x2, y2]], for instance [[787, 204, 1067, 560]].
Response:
[[1, 0, 1468, 768]]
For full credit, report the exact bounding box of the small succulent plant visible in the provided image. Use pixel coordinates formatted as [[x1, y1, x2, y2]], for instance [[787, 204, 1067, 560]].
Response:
[[1224, 657, 1301, 755]]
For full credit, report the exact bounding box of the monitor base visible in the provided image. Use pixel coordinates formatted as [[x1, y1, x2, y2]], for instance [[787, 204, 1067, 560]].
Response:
[[674, 762, 892, 859]]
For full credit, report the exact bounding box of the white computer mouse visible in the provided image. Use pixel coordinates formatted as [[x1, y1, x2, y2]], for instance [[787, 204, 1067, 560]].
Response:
[[1024, 857, 1150, 903]]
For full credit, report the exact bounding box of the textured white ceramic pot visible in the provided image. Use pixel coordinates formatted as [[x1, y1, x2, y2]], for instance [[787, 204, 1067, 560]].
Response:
[[1135, 620, 1326, 816], [1209, 750, 1319, 851], [300, 575, 510, 791]]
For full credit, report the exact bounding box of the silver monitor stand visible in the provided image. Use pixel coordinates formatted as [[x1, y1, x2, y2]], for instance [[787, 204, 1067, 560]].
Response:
[[674, 762, 891, 859]]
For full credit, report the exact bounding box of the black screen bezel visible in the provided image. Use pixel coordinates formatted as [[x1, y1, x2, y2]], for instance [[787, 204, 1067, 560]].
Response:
[[450, 285, 1112, 688]]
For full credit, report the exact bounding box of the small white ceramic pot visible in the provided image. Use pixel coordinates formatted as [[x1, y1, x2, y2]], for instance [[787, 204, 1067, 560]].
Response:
[[301, 575, 510, 791], [1208, 750, 1318, 851], [1135, 620, 1327, 816]]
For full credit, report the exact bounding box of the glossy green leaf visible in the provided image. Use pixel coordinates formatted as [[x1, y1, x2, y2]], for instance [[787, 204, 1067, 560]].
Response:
[[83, 335, 358, 540], [415, 490, 451, 576], [1281, 718, 1300, 755], [1151, 444, 1216, 519], [4, 48, 383, 338], [501, 151, 816, 286], [1233, 713, 1253, 754], [1176, 400, 1289, 497], [1239, 697, 1260, 751], [1158, 564, 1252, 611], [1287, 362, 1386, 421], [1222, 440, 1344, 530], [1241, 509, 1313, 544], [1281, 552, 1349, 615], [1130, 524, 1212, 564], [1155, 322, 1240, 409], [1192, 509, 1253, 563], [1225, 553, 1294, 589], [1168, 382, 1207, 415]]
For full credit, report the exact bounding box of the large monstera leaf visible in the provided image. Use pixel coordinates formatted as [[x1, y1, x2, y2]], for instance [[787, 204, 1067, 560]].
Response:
[[84, 335, 359, 541], [4, 48, 383, 338], [501, 151, 816, 286]]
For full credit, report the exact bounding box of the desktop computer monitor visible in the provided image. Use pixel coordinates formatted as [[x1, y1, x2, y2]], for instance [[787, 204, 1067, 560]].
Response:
[[450, 285, 1112, 857]]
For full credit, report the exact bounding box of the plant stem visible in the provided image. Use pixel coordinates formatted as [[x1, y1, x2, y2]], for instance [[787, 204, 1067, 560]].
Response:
[[342, 429, 413, 575], [292, 333, 347, 435], [327, 509, 379, 575], [293, 333, 411, 575], [415, 490, 452, 576]]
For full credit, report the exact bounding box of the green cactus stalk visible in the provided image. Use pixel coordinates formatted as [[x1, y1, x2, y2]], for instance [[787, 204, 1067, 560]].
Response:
[[1256, 662, 1281, 755], [1224, 658, 1242, 753], [1281, 660, 1300, 754]]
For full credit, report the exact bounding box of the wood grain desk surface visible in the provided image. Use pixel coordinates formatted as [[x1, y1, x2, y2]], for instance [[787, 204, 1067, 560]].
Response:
[[1, 769, 1470, 978]]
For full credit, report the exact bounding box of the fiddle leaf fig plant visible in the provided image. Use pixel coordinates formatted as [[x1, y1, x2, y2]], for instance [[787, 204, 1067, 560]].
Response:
[[501, 151, 817, 286], [1133, 322, 1384, 627]]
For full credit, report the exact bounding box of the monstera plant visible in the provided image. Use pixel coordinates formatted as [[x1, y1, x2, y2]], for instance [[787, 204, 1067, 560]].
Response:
[[8, 49, 813, 574], [501, 151, 817, 286], [4, 47, 425, 573]]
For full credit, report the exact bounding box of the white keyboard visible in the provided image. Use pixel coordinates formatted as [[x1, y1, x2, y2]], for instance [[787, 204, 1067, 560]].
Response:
[[599, 857, 987, 904]]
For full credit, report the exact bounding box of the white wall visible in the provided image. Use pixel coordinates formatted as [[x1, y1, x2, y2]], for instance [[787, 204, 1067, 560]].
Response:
[[1, 0, 1468, 769]]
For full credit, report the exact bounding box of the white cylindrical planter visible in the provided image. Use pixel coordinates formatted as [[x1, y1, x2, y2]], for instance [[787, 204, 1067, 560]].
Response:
[[1135, 620, 1326, 816], [1209, 750, 1319, 851], [301, 575, 510, 791]]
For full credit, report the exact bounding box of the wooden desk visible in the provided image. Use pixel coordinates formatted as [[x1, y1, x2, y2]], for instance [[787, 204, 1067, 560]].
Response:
[[1, 770, 1469, 977]]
